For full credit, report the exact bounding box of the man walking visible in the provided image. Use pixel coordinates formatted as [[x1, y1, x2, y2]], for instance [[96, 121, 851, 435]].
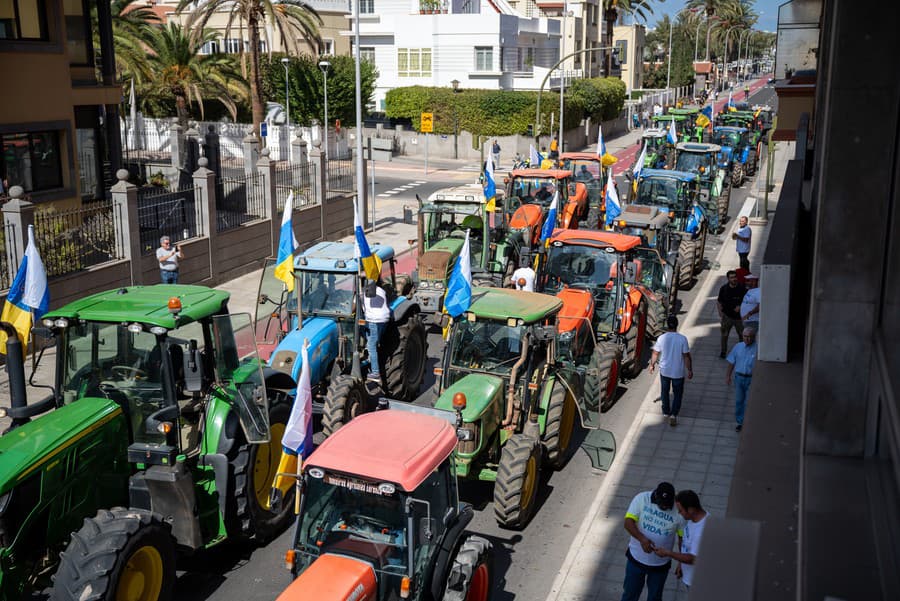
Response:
[[650, 316, 692, 426], [740, 273, 761, 331], [491, 139, 501, 170], [621, 482, 684, 601], [156, 235, 183, 284], [653, 490, 709, 591], [363, 279, 391, 384], [732, 215, 752, 271], [717, 270, 746, 358], [726, 327, 757, 431]]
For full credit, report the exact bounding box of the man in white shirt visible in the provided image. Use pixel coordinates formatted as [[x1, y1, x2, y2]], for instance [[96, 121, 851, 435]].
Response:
[[650, 316, 692, 426], [732, 215, 752, 271], [511, 255, 535, 292], [654, 489, 709, 591], [363, 279, 391, 383], [621, 482, 685, 601], [740, 273, 761, 331], [156, 235, 184, 284]]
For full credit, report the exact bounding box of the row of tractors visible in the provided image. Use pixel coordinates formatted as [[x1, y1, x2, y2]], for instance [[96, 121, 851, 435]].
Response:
[[0, 103, 773, 601]]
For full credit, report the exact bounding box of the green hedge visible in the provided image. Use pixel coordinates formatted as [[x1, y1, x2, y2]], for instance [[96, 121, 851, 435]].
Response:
[[385, 78, 626, 136]]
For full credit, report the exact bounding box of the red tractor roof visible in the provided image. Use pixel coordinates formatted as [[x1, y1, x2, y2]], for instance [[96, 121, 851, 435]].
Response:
[[304, 410, 458, 492], [560, 152, 602, 162], [549, 228, 642, 252], [510, 168, 573, 180]]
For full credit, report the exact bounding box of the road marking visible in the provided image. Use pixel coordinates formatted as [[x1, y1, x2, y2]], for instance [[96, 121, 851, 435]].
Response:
[[377, 193, 392, 197], [414, 180, 427, 184]]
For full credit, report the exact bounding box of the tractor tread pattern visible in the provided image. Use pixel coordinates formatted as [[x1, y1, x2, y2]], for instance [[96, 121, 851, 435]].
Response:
[[443, 535, 494, 601], [493, 435, 541, 529], [647, 296, 667, 340], [542, 382, 572, 469], [623, 301, 647, 379], [322, 374, 366, 437], [677, 238, 697, 289], [584, 341, 620, 413], [384, 313, 427, 402]]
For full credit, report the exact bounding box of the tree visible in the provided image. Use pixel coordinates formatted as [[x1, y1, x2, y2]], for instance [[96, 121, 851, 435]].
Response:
[[178, 0, 323, 138], [602, 0, 658, 76], [95, 0, 160, 83], [145, 23, 248, 127]]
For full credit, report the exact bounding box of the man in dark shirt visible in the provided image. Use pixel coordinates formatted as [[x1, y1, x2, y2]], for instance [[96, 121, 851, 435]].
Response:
[[716, 270, 746, 358]]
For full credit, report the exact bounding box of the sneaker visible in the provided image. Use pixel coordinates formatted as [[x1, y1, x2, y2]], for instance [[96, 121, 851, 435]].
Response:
[[735, 424, 743, 432], [669, 415, 677, 427], [367, 373, 381, 382]]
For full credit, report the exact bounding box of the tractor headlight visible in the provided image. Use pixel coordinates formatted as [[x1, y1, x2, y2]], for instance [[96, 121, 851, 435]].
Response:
[[434, 281, 444, 290], [420, 281, 430, 289]]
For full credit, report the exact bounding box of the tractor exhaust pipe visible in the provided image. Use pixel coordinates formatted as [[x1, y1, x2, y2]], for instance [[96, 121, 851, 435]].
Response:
[[0, 321, 28, 428], [502, 332, 530, 428]]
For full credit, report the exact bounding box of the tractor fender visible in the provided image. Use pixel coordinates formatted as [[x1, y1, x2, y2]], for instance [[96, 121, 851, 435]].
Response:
[[391, 297, 420, 324], [269, 317, 340, 386], [263, 366, 296, 391], [428, 503, 476, 601], [618, 288, 643, 334], [198, 453, 229, 527], [536, 373, 560, 434], [209, 394, 239, 456]]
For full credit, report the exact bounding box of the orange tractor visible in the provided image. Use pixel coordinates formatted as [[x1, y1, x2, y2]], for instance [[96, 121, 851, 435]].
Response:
[[503, 169, 589, 248], [538, 229, 671, 411], [559, 152, 617, 229]]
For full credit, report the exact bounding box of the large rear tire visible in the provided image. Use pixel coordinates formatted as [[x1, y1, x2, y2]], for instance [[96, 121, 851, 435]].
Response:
[[585, 205, 603, 231], [227, 399, 295, 542], [747, 149, 758, 175], [322, 374, 368, 437], [584, 341, 621, 413], [646, 296, 667, 340], [676, 238, 697, 289], [717, 184, 731, 229], [493, 434, 541, 529], [623, 300, 648, 379], [732, 163, 745, 187], [384, 313, 427, 402], [51, 508, 175, 601], [542, 381, 577, 469], [443, 535, 494, 601], [695, 226, 707, 272]]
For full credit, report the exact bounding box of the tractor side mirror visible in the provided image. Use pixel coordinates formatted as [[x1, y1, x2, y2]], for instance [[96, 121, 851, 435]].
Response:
[[183, 340, 204, 393], [624, 262, 638, 285], [419, 517, 436, 542]]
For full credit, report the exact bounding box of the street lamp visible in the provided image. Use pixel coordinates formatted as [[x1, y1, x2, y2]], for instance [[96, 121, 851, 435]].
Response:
[[705, 20, 721, 61], [319, 58, 331, 162], [744, 31, 760, 79], [451, 79, 460, 159], [558, 5, 573, 154], [737, 29, 752, 81], [281, 57, 290, 129], [722, 26, 741, 89]]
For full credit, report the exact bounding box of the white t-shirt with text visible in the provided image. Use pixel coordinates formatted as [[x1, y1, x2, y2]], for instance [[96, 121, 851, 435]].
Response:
[[680, 513, 710, 587], [625, 491, 685, 567], [653, 332, 690, 379]]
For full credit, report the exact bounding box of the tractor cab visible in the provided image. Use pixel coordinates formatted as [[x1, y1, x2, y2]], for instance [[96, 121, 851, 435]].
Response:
[[667, 108, 704, 142], [674, 142, 729, 231], [651, 114, 690, 140], [632, 169, 701, 236], [504, 169, 588, 246], [559, 152, 616, 229], [711, 126, 754, 185], [638, 128, 671, 170]]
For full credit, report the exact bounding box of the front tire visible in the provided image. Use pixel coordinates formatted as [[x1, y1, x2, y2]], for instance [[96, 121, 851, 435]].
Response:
[[443, 535, 494, 601], [646, 296, 667, 340], [384, 314, 427, 402], [623, 301, 648, 379], [542, 381, 577, 469], [322, 374, 368, 436], [51, 508, 175, 601], [493, 434, 541, 529], [676, 238, 697, 289], [584, 342, 621, 413]]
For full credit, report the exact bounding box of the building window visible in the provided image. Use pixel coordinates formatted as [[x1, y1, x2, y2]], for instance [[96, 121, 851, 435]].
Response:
[[398, 48, 431, 77], [359, 0, 374, 14], [0, 0, 48, 40], [321, 38, 334, 55], [360, 46, 375, 63], [225, 38, 244, 54], [65, 0, 91, 64], [475, 46, 493, 71], [616, 40, 628, 65], [258, 39, 267, 52], [200, 40, 220, 55], [1, 131, 63, 193]]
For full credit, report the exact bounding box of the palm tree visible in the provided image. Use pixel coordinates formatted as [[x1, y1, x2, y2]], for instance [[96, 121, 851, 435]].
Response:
[[94, 0, 160, 82], [602, 1, 658, 77], [178, 0, 323, 137], [145, 23, 248, 127]]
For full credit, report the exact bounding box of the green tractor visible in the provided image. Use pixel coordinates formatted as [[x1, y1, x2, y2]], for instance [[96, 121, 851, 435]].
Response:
[[634, 128, 671, 172], [0, 285, 295, 601], [413, 185, 521, 320], [651, 114, 698, 145], [666, 108, 706, 142], [432, 288, 601, 529], [674, 142, 731, 233]]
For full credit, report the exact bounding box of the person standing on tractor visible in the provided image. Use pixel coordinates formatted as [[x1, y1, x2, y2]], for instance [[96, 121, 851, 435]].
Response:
[[363, 279, 391, 383], [511, 254, 535, 291], [650, 316, 693, 427], [549, 135, 560, 159]]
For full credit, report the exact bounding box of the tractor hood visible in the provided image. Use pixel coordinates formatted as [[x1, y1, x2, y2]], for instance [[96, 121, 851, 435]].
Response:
[[419, 238, 464, 282], [269, 316, 340, 385], [278, 554, 377, 601], [556, 288, 595, 334], [435, 373, 504, 422], [0, 397, 124, 495]]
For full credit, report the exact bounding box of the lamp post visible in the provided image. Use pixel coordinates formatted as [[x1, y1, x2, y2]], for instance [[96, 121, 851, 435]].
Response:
[[705, 20, 720, 61], [745, 31, 760, 79], [558, 4, 573, 154], [722, 26, 740, 89], [737, 29, 752, 81], [281, 57, 290, 129], [451, 79, 460, 159], [694, 17, 705, 62], [353, 0, 364, 224], [319, 58, 331, 163], [665, 17, 673, 94]]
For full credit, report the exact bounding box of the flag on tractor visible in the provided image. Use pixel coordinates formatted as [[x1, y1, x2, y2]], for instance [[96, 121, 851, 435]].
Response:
[[605, 167, 621, 227], [444, 230, 472, 318], [270, 341, 314, 508], [274, 192, 298, 291], [354, 202, 382, 280], [483, 157, 496, 212], [540, 190, 559, 245], [0, 225, 49, 355]]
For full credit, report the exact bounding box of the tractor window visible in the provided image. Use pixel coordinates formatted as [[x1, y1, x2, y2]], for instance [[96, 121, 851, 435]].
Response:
[[410, 465, 452, 580], [562, 159, 601, 181], [543, 245, 616, 295], [449, 319, 526, 373], [299, 271, 356, 317], [675, 152, 712, 174], [635, 178, 680, 209], [511, 177, 558, 206]]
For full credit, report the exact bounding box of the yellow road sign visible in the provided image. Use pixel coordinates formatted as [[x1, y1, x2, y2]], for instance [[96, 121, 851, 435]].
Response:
[[421, 112, 434, 133]]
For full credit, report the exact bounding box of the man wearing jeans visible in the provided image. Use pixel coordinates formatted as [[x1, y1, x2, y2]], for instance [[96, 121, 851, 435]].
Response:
[[726, 327, 757, 432], [363, 279, 391, 383], [650, 316, 692, 426], [156, 236, 183, 283]]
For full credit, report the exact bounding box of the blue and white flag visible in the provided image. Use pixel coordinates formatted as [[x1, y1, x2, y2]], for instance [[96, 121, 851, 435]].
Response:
[[444, 230, 472, 318], [270, 340, 313, 503], [685, 204, 704, 234], [1, 225, 49, 355], [667, 118, 678, 145], [633, 143, 647, 179], [540, 190, 559, 245], [597, 124, 607, 158], [727, 90, 735, 111], [529, 144, 543, 167], [483, 157, 496, 212], [604, 167, 621, 226]]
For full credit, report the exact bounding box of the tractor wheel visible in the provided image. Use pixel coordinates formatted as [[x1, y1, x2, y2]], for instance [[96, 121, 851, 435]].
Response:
[[493, 434, 541, 529], [585, 205, 603, 231], [731, 163, 745, 187], [717, 186, 731, 229], [384, 313, 427, 402], [51, 508, 175, 601], [322, 375, 368, 437], [695, 227, 708, 272], [646, 296, 667, 340], [443, 534, 494, 601], [542, 381, 577, 469], [226, 398, 295, 542], [747, 149, 759, 175], [676, 238, 697, 289], [623, 300, 648, 379], [584, 341, 621, 413]]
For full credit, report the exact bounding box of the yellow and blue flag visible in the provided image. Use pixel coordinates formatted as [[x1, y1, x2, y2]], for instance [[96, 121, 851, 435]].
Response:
[[540, 190, 559, 245], [444, 230, 472, 318], [483, 157, 496, 212], [1, 225, 49, 355], [727, 90, 736, 111], [697, 104, 713, 129], [354, 201, 382, 281], [270, 340, 313, 506], [273, 192, 298, 292], [604, 166, 621, 227]]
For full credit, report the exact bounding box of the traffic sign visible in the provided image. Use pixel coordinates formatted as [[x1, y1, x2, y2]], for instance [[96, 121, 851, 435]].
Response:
[[260, 122, 268, 138], [420, 112, 434, 133]]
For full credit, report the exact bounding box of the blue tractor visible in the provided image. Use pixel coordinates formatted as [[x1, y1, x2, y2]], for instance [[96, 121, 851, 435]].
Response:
[[264, 242, 427, 435], [711, 126, 755, 187]]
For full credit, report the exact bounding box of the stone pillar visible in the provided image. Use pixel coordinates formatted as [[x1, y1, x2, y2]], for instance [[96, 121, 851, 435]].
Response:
[[170, 123, 184, 172], [1, 187, 35, 275], [257, 148, 278, 255], [109, 170, 142, 285], [243, 131, 260, 175], [292, 130, 308, 164], [308, 139, 327, 209], [204, 125, 222, 177], [193, 157, 217, 280]]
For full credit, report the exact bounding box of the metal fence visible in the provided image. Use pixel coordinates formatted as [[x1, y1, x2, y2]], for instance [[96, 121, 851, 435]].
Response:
[[122, 127, 172, 162], [0, 222, 16, 290], [326, 159, 353, 199], [137, 186, 202, 255], [33, 201, 125, 277], [275, 162, 318, 212], [216, 172, 267, 232]]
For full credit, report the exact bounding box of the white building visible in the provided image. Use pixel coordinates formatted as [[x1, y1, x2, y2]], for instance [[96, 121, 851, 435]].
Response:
[[345, 0, 562, 111]]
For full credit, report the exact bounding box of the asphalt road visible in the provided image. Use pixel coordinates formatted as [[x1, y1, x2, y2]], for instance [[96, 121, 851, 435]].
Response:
[[172, 84, 779, 601]]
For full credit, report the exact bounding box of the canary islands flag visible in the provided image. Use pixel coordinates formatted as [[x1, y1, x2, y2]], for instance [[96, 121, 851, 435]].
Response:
[[632, 144, 647, 195], [540, 190, 559, 245], [270, 340, 313, 509], [667, 119, 678, 145], [444, 230, 472, 318], [483, 157, 496, 212], [604, 167, 621, 227], [727, 90, 736, 111], [686, 204, 704, 234], [354, 202, 382, 280], [1, 225, 49, 355], [273, 192, 298, 292], [697, 104, 713, 129]]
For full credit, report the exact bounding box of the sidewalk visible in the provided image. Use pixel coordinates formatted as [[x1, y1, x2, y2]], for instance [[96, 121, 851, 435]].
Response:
[[545, 140, 792, 601]]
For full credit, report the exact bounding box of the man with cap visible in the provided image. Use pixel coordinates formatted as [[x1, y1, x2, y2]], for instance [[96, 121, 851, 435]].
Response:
[[740, 273, 761, 331], [621, 482, 685, 601], [653, 489, 709, 591], [650, 315, 693, 426]]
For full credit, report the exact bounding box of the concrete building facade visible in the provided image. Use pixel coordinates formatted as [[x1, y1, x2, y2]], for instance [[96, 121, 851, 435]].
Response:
[[612, 23, 643, 93]]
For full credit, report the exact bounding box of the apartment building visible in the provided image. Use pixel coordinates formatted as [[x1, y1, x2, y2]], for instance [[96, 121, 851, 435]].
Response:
[[613, 23, 643, 93]]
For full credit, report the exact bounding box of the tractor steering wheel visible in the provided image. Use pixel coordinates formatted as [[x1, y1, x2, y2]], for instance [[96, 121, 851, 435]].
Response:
[[111, 365, 148, 380]]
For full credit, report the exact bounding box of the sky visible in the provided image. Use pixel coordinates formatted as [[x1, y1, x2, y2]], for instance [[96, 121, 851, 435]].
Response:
[[643, 0, 781, 33]]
